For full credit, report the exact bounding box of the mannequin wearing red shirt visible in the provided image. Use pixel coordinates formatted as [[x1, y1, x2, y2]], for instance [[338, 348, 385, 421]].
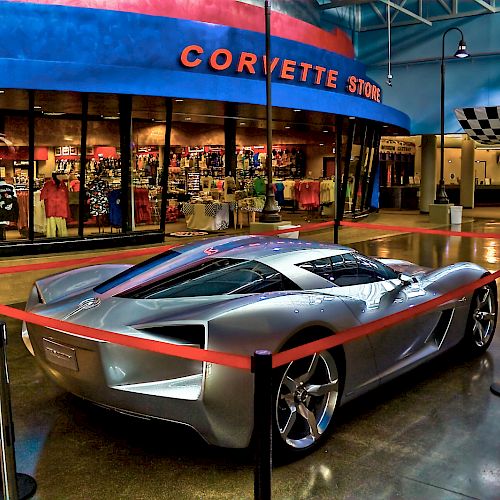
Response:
[[40, 173, 70, 237]]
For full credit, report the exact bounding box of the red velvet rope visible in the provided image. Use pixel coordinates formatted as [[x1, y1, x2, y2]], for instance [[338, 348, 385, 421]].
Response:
[[1, 270, 498, 371]]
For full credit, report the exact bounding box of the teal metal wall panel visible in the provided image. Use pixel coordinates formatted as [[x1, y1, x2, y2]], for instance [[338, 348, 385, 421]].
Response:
[[358, 15, 500, 134]]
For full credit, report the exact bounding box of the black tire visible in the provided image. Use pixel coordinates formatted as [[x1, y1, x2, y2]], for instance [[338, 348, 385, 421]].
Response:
[[272, 332, 344, 459], [462, 283, 497, 356]]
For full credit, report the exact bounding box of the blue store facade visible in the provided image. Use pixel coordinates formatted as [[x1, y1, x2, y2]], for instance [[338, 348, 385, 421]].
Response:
[[0, 0, 410, 254]]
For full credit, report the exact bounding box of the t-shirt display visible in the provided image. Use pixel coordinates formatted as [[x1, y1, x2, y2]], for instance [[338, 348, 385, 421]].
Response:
[[87, 178, 109, 216]]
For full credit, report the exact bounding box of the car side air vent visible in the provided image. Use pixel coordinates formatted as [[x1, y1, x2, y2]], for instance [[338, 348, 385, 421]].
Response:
[[429, 309, 454, 349], [140, 325, 206, 349]]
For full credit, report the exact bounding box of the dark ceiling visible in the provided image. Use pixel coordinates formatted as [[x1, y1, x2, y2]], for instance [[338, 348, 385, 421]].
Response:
[[0, 89, 402, 136]]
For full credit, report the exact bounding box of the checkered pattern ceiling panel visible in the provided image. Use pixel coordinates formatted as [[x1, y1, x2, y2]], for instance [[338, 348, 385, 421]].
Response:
[[455, 106, 500, 145]]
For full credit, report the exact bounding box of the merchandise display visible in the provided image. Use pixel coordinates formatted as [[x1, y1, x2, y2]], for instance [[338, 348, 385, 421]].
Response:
[[22, 236, 497, 455], [0, 180, 18, 240]]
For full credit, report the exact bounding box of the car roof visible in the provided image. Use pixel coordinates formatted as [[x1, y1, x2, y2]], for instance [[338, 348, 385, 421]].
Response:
[[212, 236, 353, 261], [96, 236, 354, 296]]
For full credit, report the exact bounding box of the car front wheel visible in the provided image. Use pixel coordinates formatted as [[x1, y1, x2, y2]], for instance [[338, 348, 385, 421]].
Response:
[[463, 283, 497, 355]]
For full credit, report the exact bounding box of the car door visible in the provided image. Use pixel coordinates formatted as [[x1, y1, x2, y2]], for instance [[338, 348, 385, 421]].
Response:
[[347, 254, 443, 381]]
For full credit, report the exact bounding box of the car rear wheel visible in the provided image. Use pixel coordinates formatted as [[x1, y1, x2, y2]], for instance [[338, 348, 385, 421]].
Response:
[[463, 283, 497, 355], [274, 350, 341, 457]]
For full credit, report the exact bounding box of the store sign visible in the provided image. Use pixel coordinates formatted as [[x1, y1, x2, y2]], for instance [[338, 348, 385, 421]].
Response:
[[380, 140, 416, 155], [179, 44, 381, 102], [346, 76, 381, 102]]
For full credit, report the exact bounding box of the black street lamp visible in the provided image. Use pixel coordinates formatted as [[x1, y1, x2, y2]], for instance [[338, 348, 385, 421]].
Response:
[[435, 27, 469, 204], [259, 0, 281, 223]]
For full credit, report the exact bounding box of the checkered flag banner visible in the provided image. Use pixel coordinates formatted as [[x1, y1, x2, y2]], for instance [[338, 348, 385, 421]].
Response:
[[455, 106, 500, 145]]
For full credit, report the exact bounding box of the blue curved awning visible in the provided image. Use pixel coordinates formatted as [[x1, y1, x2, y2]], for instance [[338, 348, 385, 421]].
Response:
[[0, 1, 410, 130]]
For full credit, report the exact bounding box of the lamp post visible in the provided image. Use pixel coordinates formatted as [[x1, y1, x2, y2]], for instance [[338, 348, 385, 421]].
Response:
[[435, 27, 469, 204], [259, 0, 281, 223]]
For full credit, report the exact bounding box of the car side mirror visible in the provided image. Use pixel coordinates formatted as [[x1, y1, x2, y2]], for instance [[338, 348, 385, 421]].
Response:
[[398, 273, 416, 286]]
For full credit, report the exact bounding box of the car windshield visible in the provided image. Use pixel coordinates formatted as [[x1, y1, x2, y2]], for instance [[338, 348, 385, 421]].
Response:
[[120, 258, 300, 299]]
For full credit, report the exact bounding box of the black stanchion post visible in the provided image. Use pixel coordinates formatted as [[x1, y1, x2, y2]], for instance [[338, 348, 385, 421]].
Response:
[[0, 322, 37, 500], [491, 383, 500, 396], [0, 321, 18, 500], [252, 350, 272, 500]]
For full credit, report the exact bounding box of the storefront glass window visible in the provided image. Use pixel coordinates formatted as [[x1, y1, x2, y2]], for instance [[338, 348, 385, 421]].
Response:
[[1, 90, 31, 241]]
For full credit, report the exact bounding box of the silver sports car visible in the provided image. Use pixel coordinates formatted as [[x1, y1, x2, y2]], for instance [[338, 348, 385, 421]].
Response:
[[22, 236, 497, 456]]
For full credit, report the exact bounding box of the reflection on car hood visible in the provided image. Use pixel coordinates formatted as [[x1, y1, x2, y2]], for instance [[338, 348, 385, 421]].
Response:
[[377, 258, 431, 276]]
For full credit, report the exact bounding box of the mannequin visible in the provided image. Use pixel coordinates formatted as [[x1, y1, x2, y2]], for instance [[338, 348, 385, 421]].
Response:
[[224, 172, 236, 202], [0, 178, 18, 240], [40, 173, 69, 237]]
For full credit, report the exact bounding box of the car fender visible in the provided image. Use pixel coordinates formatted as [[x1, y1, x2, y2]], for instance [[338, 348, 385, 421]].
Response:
[[33, 264, 132, 305]]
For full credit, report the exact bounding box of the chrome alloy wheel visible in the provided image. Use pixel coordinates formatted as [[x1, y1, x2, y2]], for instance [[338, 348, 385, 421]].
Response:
[[276, 352, 339, 449], [472, 286, 496, 347]]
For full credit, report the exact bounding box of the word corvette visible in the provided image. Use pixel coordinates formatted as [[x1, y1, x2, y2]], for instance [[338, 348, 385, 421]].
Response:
[[179, 44, 381, 102]]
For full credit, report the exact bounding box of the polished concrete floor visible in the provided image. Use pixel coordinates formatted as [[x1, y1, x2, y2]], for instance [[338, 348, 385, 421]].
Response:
[[1, 209, 499, 499]]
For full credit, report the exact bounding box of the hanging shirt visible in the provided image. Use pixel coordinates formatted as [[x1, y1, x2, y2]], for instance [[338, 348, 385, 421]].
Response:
[[253, 177, 266, 195], [0, 182, 18, 224], [40, 179, 70, 219], [87, 178, 109, 216], [275, 182, 285, 205], [107, 189, 122, 227]]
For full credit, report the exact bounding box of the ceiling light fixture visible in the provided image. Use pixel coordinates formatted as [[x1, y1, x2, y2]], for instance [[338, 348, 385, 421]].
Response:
[[175, 99, 184, 102], [293, 109, 301, 112]]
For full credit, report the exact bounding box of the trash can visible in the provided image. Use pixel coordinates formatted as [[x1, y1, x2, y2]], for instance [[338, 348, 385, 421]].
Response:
[[450, 205, 463, 225]]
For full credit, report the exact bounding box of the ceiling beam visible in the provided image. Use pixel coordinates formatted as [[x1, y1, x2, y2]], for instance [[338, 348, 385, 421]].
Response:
[[436, 0, 452, 13], [377, 0, 432, 25], [391, 0, 408, 23], [369, 1, 387, 23], [318, 0, 371, 10], [471, 0, 496, 12]]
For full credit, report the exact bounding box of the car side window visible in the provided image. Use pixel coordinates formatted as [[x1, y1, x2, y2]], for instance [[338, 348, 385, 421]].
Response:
[[297, 253, 397, 287], [125, 259, 300, 299], [330, 254, 359, 286], [354, 254, 398, 281]]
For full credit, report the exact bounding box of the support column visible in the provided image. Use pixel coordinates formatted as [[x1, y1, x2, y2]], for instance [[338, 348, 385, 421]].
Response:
[[78, 93, 88, 238], [28, 91, 35, 241], [419, 134, 437, 213], [460, 135, 475, 208], [224, 114, 237, 177], [160, 98, 173, 233], [119, 95, 133, 233]]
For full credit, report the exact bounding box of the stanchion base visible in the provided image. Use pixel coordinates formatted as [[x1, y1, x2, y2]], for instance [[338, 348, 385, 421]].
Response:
[[491, 383, 500, 397], [0, 473, 37, 500]]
